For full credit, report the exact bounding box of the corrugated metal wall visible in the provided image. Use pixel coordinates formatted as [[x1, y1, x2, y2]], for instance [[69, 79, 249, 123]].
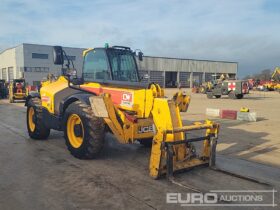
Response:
[[137, 56, 237, 74], [137, 56, 237, 87]]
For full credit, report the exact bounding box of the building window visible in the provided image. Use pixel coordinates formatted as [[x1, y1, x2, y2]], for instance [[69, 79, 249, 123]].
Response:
[[2, 68, 7, 80], [24, 67, 49, 72], [8, 67, 14, 80], [32, 53, 49, 59], [63, 55, 76, 61]]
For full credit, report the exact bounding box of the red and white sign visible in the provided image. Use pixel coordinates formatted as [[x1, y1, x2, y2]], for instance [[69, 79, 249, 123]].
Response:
[[121, 92, 133, 107], [228, 82, 236, 91], [242, 82, 249, 93]]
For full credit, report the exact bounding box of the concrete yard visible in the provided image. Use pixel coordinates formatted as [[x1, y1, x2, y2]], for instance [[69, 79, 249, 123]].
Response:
[[0, 90, 279, 209]]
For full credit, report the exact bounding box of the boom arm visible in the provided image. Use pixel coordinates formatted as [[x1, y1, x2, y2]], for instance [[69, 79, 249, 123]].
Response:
[[271, 67, 280, 82]]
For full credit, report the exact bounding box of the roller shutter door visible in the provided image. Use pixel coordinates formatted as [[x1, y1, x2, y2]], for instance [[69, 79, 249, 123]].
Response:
[[179, 72, 190, 87], [150, 71, 164, 87]]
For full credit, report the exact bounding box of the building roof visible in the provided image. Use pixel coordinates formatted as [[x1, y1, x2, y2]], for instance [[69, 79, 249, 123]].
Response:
[[0, 43, 86, 55], [143, 55, 238, 64]]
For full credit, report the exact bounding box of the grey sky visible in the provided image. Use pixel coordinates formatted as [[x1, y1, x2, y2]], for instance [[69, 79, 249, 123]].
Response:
[[0, 0, 279, 77]]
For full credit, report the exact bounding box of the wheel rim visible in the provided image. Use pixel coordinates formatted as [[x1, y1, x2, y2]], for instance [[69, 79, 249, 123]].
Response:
[[67, 114, 84, 148], [28, 107, 36, 132]]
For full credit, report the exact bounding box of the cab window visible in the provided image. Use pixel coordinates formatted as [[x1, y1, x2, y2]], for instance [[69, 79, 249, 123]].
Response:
[[83, 49, 110, 81]]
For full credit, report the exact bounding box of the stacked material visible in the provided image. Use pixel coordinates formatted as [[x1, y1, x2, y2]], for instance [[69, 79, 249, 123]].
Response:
[[206, 108, 220, 117], [220, 110, 238, 120], [206, 108, 257, 122], [237, 111, 257, 122]]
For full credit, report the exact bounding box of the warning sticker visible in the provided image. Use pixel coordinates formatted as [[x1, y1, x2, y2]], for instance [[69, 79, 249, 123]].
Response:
[[41, 96, 50, 103], [120, 92, 133, 107]]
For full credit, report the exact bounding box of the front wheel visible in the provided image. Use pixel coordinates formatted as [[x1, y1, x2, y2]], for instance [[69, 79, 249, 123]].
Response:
[[64, 101, 105, 159]]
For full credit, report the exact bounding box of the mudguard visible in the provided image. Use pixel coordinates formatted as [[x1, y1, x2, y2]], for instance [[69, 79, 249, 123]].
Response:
[[25, 92, 40, 106], [58, 93, 95, 115]]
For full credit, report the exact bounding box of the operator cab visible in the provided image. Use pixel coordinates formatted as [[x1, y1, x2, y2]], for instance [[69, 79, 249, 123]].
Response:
[[53, 45, 145, 86], [83, 46, 142, 83]]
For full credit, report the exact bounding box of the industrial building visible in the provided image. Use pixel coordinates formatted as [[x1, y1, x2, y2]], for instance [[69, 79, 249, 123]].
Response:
[[0, 43, 85, 86], [0, 43, 237, 87]]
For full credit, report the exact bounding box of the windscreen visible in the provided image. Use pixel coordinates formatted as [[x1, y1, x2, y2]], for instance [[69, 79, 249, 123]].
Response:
[[83, 49, 110, 81], [107, 49, 139, 82]]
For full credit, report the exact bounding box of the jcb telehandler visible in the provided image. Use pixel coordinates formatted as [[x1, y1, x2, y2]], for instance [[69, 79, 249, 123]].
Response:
[[26, 45, 219, 179]]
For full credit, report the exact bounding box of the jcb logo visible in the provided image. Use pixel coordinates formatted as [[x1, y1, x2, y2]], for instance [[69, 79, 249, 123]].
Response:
[[138, 125, 154, 134], [122, 93, 132, 102]]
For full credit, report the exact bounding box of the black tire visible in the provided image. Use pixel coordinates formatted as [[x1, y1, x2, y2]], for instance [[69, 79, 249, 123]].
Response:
[[209, 138, 217, 167], [236, 94, 244, 99], [26, 98, 50, 139], [64, 101, 105, 159], [138, 138, 153, 147], [228, 91, 236, 99], [214, 95, 221, 98], [207, 92, 214, 99]]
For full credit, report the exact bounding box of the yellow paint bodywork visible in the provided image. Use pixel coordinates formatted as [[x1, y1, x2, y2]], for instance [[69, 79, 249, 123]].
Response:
[[172, 91, 191, 112], [40, 77, 69, 114], [80, 82, 155, 118]]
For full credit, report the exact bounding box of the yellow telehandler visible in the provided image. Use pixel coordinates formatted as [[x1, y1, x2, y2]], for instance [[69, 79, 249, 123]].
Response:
[[25, 45, 219, 179]]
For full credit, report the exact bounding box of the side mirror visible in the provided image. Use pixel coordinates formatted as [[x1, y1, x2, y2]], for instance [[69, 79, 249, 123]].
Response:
[[62, 68, 77, 77], [143, 73, 149, 79], [140, 73, 149, 81], [71, 77, 84, 85], [53, 46, 64, 65], [138, 51, 143, 61]]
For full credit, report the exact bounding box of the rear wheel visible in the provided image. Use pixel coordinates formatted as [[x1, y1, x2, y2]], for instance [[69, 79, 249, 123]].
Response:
[[228, 91, 236, 99], [26, 98, 50, 139], [64, 101, 105, 159], [236, 94, 243, 99], [207, 92, 213, 99]]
